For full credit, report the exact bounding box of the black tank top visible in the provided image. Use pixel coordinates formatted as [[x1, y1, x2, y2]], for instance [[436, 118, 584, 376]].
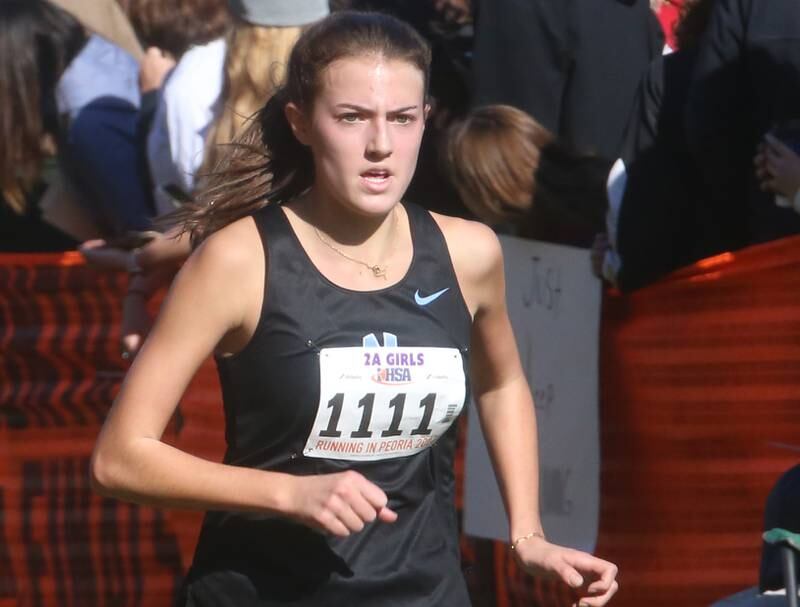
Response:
[[180, 202, 473, 606]]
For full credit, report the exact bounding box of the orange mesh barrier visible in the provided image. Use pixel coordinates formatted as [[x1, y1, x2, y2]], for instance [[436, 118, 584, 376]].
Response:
[[493, 235, 800, 607], [593, 236, 800, 606], [0, 254, 224, 607], [3, 237, 800, 606]]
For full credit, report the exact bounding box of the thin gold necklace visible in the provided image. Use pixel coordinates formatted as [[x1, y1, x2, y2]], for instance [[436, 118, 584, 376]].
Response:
[[312, 215, 395, 280]]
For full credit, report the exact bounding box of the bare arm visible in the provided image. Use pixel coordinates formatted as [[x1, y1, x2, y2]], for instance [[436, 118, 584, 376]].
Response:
[[90, 219, 289, 511], [90, 218, 396, 535], [439, 216, 618, 606], [467, 231, 543, 542]]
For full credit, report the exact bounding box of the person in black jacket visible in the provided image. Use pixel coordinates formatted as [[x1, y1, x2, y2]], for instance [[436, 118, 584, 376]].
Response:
[[685, 0, 800, 244], [471, 0, 663, 161], [606, 0, 742, 290]]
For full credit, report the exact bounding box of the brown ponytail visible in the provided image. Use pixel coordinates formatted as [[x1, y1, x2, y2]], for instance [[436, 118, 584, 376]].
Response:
[[167, 87, 313, 244]]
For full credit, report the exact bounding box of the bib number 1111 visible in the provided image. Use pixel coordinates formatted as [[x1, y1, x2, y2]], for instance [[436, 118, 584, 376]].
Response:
[[320, 392, 436, 439]]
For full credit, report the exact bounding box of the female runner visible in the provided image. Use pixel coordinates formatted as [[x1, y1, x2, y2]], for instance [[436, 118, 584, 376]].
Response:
[[91, 11, 619, 607]]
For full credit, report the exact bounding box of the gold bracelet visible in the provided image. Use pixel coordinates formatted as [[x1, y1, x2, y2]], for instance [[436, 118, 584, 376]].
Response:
[[510, 531, 545, 551]]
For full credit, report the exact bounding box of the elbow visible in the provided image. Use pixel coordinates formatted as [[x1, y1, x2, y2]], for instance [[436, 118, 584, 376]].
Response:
[[89, 443, 126, 498]]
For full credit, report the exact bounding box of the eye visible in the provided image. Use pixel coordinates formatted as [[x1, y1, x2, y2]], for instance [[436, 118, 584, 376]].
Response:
[[338, 113, 361, 123], [392, 114, 414, 125]]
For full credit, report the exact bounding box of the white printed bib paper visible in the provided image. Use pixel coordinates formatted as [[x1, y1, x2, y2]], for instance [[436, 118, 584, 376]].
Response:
[[303, 346, 466, 461]]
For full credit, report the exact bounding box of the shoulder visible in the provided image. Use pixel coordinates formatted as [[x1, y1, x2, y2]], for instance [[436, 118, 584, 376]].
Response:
[[428, 212, 504, 315], [170, 38, 227, 82], [163, 38, 226, 106], [179, 215, 263, 310], [146, 215, 263, 342], [430, 212, 503, 277]]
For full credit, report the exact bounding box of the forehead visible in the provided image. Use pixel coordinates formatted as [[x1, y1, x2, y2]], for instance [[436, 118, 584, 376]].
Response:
[[316, 55, 425, 106]]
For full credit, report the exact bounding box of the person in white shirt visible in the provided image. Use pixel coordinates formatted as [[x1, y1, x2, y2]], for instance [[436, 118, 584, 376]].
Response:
[[147, 37, 228, 214]]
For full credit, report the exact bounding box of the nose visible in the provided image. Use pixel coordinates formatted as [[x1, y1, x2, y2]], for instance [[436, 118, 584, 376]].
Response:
[[366, 118, 392, 160]]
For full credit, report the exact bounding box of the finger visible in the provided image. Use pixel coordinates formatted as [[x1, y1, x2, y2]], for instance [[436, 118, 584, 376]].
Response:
[[79, 239, 107, 251], [587, 577, 613, 594], [766, 145, 790, 166], [347, 491, 379, 525], [576, 580, 619, 607], [328, 494, 365, 533], [121, 333, 142, 357], [349, 474, 397, 521], [765, 133, 793, 156], [765, 146, 787, 167], [554, 559, 584, 589], [357, 476, 390, 511], [376, 506, 398, 523], [587, 565, 618, 593], [317, 509, 350, 537], [564, 551, 618, 584]]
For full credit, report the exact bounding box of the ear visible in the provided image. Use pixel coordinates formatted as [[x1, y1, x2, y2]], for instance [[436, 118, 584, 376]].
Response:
[[423, 103, 432, 121], [284, 102, 311, 146]]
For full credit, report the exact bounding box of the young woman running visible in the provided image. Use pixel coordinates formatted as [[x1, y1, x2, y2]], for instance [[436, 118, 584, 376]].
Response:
[[91, 11, 619, 607]]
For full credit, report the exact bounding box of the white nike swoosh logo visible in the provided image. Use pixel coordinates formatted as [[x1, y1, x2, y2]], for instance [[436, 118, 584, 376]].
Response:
[[414, 288, 449, 306]]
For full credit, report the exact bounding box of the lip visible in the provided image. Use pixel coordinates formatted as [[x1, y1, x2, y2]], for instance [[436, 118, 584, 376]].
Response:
[[359, 171, 393, 194]]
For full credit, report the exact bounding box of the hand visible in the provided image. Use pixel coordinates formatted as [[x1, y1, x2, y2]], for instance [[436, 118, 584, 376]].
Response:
[[513, 537, 619, 607], [754, 134, 800, 198], [121, 290, 151, 360], [118, 265, 177, 360], [80, 232, 168, 273], [139, 47, 176, 93], [80, 239, 139, 272], [287, 470, 398, 537]]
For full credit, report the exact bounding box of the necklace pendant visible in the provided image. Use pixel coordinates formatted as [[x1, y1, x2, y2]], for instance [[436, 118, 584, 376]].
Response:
[[371, 265, 387, 279]]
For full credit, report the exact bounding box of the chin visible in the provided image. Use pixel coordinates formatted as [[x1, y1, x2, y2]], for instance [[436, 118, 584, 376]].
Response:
[[345, 190, 405, 217]]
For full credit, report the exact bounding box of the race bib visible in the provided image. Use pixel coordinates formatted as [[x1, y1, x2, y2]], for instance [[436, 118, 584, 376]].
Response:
[[303, 346, 466, 461]]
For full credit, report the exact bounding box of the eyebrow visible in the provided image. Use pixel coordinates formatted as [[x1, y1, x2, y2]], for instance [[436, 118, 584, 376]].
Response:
[[334, 103, 419, 113]]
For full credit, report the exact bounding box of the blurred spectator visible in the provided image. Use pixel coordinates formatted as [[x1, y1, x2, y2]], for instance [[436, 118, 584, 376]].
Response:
[[202, 0, 329, 172], [58, 34, 151, 235], [129, 0, 230, 60], [444, 104, 609, 247], [50, 0, 143, 60], [654, 0, 684, 49], [143, 0, 230, 214], [0, 0, 149, 250], [755, 131, 800, 213], [685, 0, 800, 244], [598, 0, 732, 290], [83, 0, 329, 359], [0, 0, 83, 249], [711, 465, 800, 606], [471, 0, 663, 161], [760, 465, 800, 593]]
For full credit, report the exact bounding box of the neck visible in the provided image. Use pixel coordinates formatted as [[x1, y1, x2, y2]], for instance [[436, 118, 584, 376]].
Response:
[[293, 189, 400, 253], [284, 189, 412, 285]]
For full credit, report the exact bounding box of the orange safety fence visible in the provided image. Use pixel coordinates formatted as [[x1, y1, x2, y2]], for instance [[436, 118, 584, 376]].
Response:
[[2, 237, 800, 606]]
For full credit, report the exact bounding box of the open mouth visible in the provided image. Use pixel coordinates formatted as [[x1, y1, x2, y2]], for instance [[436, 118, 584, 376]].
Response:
[[361, 169, 392, 183]]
